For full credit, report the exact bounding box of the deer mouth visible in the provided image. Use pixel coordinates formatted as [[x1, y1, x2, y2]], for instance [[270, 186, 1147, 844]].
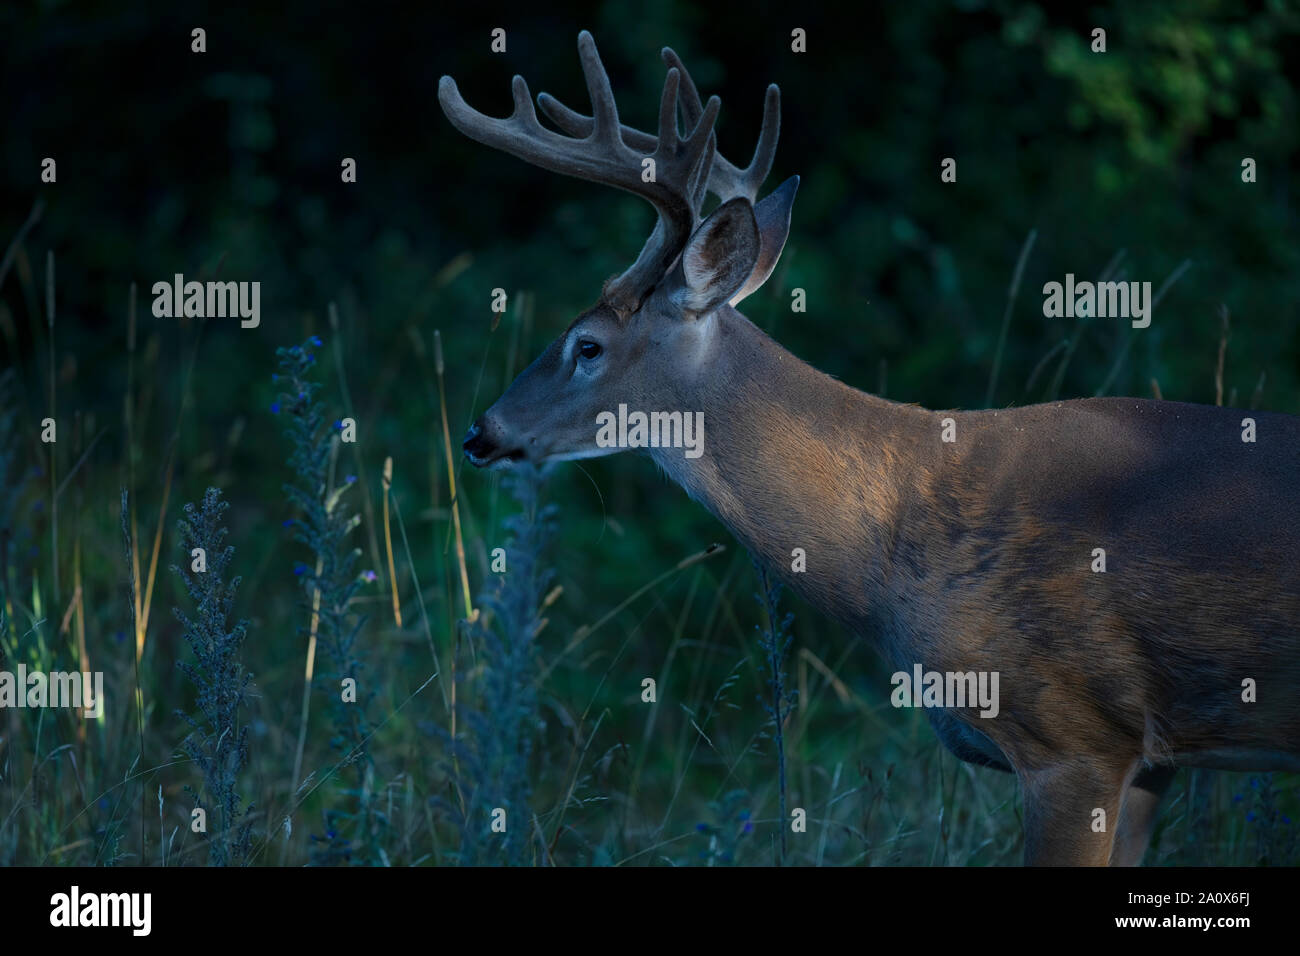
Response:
[[462, 421, 525, 467], [468, 448, 524, 468], [463, 443, 526, 468]]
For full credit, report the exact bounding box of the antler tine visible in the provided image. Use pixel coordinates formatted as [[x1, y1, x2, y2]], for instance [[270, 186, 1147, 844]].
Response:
[[662, 47, 781, 204], [577, 31, 621, 143], [660, 49, 705, 128], [689, 134, 718, 213], [439, 30, 720, 312], [537, 92, 658, 154], [658, 69, 723, 203], [538, 91, 720, 216], [538, 47, 781, 211], [438, 72, 574, 180], [657, 64, 720, 211]]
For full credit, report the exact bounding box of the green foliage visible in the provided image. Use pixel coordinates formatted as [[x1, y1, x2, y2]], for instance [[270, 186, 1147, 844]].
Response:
[[443, 466, 555, 866], [172, 486, 253, 866], [274, 336, 384, 864], [276, 337, 371, 747], [0, 369, 24, 613], [754, 561, 795, 864], [692, 789, 754, 865]]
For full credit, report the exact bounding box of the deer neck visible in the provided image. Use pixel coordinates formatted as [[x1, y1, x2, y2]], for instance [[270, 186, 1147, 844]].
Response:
[[649, 306, 931, 629]]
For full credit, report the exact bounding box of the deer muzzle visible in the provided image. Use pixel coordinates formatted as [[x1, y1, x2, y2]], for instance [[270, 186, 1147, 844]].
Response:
[[463, 417, 524, 467]]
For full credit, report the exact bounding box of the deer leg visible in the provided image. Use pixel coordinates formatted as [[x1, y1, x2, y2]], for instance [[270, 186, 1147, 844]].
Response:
[[1108, 765, 1176, 866], [1019, 759, 1131, 865]]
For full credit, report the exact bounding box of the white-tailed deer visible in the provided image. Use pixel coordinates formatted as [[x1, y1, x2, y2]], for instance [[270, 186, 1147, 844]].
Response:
[[439, 31, 1300, 865]]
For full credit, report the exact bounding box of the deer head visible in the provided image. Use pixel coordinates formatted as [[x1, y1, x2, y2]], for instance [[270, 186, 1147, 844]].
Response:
[[439, 31, 798, 467]]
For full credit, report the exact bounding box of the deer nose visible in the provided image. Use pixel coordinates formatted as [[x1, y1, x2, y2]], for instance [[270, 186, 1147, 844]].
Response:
[[464, 415, 526, 466], [464, 416, 516, 466], [463, 420, 490, 461]]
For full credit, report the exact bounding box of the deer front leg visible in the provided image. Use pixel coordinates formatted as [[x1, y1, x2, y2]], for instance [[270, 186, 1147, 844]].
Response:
[[1108, 765, 1176, 866], [1019, 759, 1132, 865]]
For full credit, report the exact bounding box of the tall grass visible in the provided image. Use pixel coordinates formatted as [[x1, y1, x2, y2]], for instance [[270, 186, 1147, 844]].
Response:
[[274, 335, 385, 864], [754, 560, 795, 865], [442, 464, 554, 865], [172, 487, 253, 866], [0, 369, 23, 622], [0, 214, 1293, 867]]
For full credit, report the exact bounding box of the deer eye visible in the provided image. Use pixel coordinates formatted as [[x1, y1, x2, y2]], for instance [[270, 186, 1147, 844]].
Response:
[[577, 340, 602, 360]]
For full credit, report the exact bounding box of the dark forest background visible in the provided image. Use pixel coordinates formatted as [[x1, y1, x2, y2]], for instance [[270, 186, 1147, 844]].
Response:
[[0, 0, 1296, 865]]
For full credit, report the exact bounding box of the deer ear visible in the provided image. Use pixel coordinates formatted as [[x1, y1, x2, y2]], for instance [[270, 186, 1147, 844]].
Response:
[[667, 197, 761, 316], [729, 175, 799, 306]]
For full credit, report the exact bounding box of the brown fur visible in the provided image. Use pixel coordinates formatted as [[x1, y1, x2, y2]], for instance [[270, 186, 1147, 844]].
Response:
[[445, 34, 1297, 865], [648, 308, 1300, 864]]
